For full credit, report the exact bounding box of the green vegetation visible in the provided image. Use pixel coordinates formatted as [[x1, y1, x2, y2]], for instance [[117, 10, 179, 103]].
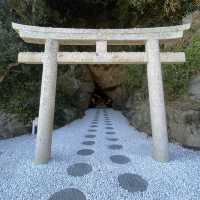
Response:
[[125, 33, 200, 100], [0, 0, 199, 125], [163, 35, 200, 99]]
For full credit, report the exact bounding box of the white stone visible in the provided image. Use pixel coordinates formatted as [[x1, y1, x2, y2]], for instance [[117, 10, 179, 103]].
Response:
[[18, 52, 186, 65], [96, 41, 107, 53], [12, 23, 191, 45]]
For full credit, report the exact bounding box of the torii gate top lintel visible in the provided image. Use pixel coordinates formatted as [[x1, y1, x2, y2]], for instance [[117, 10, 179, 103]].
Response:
[[12, 22, 190, 45]]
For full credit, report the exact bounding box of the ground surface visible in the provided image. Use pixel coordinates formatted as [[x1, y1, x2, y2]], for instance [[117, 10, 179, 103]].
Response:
[[0, 108, 200, 200]]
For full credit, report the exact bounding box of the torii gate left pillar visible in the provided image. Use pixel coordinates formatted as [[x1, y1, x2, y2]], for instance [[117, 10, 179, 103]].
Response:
[[35, 39, 59, 164]]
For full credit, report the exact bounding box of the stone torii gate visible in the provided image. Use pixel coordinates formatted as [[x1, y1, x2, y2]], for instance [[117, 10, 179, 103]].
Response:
[[12, 22, 190, 165]]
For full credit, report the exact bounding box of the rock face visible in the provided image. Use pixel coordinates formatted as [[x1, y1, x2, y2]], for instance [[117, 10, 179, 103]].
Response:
[[0, 112, 28, 138], [56, 65, 94, 125], [89, 65, 128, 108], [188, 76, 200, 101], [123, 94, 200, 148], [0, 64, 129, 138]]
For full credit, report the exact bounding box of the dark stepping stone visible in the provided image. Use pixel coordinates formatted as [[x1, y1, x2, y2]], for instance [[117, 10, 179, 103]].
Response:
[[110, 155, 130, 164], [118, 173, 148, 193], [77, 149, 94, 156], [49, 188, 86, 200], [106, 127, 114, 130], [90, 125, 98, 128], [85, 134, 96, 138], [82, 141, 95, 145], [106, 132, 116, 135], [108, 144, 123, 150], [106, 138, 119, 141], [67, 163, 92, 177], [88, 129, 97, 132], [106, 123, 112, 126]]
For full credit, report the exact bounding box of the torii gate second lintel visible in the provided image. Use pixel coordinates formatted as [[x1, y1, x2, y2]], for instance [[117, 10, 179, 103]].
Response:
[[12, 22, 191, 164]]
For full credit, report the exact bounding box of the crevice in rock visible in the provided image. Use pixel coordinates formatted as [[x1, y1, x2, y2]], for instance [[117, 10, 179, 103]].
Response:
[[89, 82, 113, 108]]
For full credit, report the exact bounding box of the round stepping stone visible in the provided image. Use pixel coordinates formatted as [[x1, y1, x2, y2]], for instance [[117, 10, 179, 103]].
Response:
[[108, 144, 123, 150], [106, 138, 119, 141], [77, 149, 94, 156], [49, 188, 86, 200], [106, 127, 114, 130], [110, 155, 130, 164], [82, 141, 95, 145], [67, 163, 92, 177], [106, 132, 116, 135], [85, 134, 96, 138], [118, 173, 148, 193], [90, 125, 98, 128], [88, 129, 97, 132]]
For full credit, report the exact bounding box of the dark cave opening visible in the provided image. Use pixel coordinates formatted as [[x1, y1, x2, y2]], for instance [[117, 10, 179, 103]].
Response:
[[89, 84, 113, 108]]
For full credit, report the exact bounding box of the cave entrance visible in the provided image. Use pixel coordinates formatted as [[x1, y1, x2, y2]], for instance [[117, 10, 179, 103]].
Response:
[[89, 84, 113, 108]]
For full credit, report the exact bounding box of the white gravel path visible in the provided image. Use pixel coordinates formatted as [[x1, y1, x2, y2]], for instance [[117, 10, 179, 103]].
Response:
[[0, 108, 200, 200]]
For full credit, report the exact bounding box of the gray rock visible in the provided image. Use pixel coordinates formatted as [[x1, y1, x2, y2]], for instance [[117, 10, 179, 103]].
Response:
[[62, 107, 82, 123], [124, 95, 200, 148], [0, 112, 28, 138], [188, 76, 200, 101]]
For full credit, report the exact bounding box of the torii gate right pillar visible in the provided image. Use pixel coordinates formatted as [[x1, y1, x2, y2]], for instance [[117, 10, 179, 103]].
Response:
[[146, 39, 169, 162]]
